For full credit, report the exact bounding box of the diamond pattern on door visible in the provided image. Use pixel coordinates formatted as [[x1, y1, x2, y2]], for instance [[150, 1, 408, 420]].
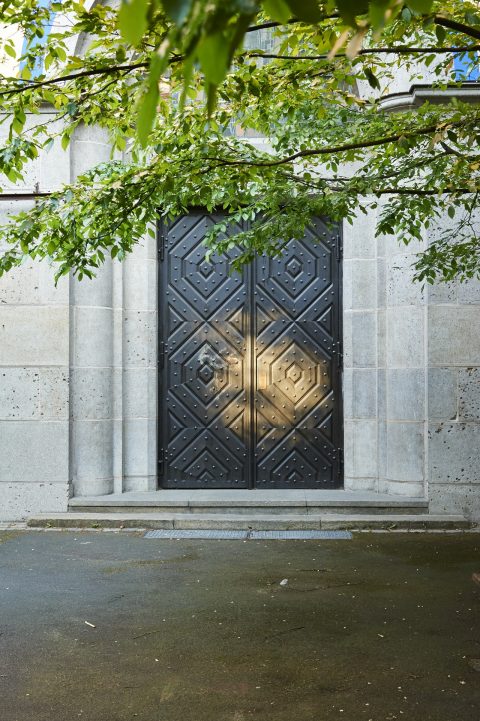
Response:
[[253, 220, 340, 487], [159, 213, 342, 488], [159, 214, 250, 488]]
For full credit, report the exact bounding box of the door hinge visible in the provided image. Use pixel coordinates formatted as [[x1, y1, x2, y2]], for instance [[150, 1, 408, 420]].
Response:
[[158, 341, 167, 368], [336, 340, 343, 369], [158, 233, 166, 261], [337, 448, 344, 478], [158, 448, 168, 474], [335, 234, 342, 262]]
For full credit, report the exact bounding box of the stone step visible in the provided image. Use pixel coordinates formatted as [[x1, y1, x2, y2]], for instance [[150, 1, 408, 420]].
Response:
[[27, 512, 474, 531], [69, 491, 430, 516]]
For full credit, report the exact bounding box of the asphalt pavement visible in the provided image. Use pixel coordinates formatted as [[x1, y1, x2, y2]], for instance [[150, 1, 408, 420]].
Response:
[[0, 529, 479, 721]]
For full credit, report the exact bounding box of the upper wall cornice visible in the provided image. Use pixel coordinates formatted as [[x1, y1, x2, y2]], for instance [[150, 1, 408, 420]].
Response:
[[378, 82, 480, 112]]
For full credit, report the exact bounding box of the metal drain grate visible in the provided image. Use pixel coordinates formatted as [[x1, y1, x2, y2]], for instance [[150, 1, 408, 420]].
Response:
[[144, 529, 247, 539], [249, 530, 352, 540], [144, 529, 352, 540]]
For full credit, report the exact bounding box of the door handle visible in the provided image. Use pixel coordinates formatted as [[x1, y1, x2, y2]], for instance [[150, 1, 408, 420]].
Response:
[[199, 349, 222, 370]]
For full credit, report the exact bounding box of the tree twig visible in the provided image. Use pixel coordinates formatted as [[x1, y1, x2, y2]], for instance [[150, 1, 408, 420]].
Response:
[[245, 15, 340, 34], [246, 45, 480, 60], [0, 62, 148, 98]]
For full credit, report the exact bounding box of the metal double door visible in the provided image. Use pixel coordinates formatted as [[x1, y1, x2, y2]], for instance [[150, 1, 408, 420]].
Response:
[[158, 212, 343, 489]]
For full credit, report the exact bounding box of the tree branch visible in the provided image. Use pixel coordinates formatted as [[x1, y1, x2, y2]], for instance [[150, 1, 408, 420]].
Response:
[[0, 191, 52, 201], [374, 187, 478, 195], [2, 17, 478, 102], [2, 187, 477, 204], [207, 119, 469, 168], [247, 14, 480, 44], [245, 15, 339, 33], [246, 45, 480, 60], [0, 62, 149, 98], [434, 16, 480, 41]]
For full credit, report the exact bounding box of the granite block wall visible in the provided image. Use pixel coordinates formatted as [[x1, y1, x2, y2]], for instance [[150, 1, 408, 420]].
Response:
[[69, 125, 158, 497], [343, 201, 480, 517], [0, 112, 71, 518], [343, 206, 428, 498], [0, 115, 158, 517], [427, 278, 480, 519]]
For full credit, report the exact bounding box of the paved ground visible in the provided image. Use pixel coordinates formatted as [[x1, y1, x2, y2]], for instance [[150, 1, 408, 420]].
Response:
[[0, 530, 479, 721]]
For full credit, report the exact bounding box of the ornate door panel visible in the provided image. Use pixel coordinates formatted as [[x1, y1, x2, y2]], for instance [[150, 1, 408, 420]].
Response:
[[253, 218, 342, 488], [159, 213, 342, 489], [159, 213, 251, 488]]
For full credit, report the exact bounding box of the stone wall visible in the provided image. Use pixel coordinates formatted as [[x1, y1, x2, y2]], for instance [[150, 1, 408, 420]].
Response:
[[343, 210, 379, 491], [69, 235, 158, 498], [69, 126, 116, 497], [343, 205, 428, 498], [0, 245, 70, 519], [0, 111, 70, 519], [0, 111, 479, 519], [380, 222, 427, 499], [343, 206, 427, 498], [427, 226, 480, 518], [0, 116, 157, 518], [69, 125, 158, 498], [343, 203, 480, 518]]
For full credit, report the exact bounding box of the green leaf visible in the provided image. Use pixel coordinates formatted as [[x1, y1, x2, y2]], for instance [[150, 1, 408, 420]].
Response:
[[136, 53, 168, 146], [262, 0, 291, 24], [118, 0, 148, 46], [364, 67, 380, 89], [4, 44, 16, 59], [407, 0, 433, 14], [369, 0, 398, 33], [465, 12, 480, 26], [66, 102, 78, 117], [285, 0, 323, 23], [226, 12, 256, 65], [42, 90, 56, 104], [206, 82, 218, 117], [179, 54, 194, 111], [435, 24, 446, 44], [161, 0, 192, 24], [336, 0, 369, 25], [197, 33, 230, 86]]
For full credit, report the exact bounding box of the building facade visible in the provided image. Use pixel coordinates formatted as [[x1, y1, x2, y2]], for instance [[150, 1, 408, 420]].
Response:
[[0, 18, 480, 521]]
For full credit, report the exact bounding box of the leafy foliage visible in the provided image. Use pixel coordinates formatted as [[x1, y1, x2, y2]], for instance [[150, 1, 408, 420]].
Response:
[[0, 0, 479, 282]]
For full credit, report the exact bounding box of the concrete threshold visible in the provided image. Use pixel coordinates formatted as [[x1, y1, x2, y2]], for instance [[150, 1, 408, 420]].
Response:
[[69, 490, 430, 516], [27, 512, 473, 532]]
